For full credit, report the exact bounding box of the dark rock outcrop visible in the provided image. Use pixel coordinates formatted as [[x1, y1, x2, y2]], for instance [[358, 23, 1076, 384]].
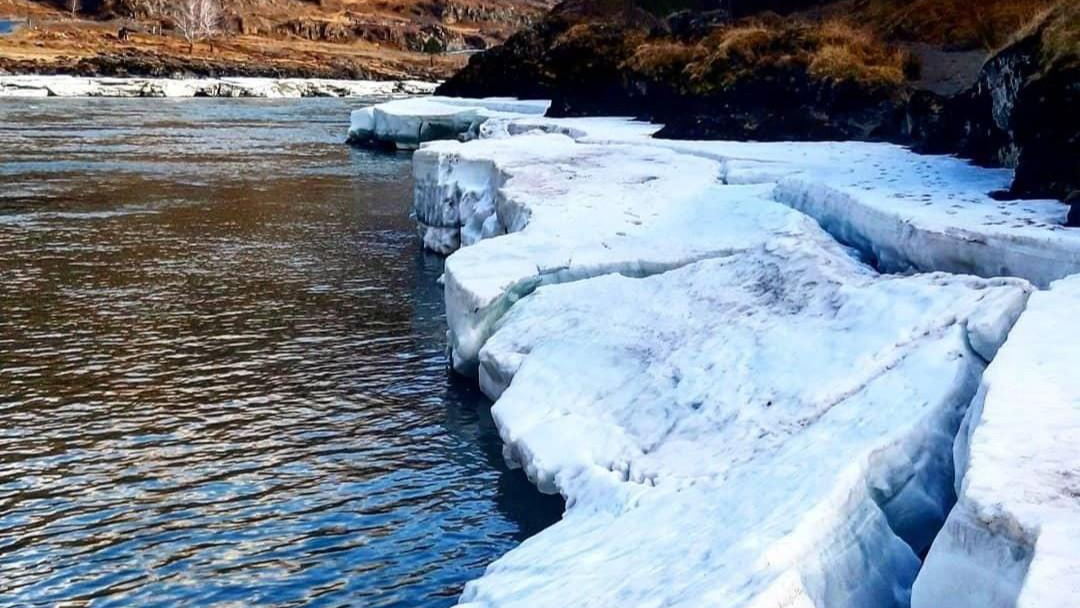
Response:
[[906, 3, 1078, 223], [441, 1, 912, 140]]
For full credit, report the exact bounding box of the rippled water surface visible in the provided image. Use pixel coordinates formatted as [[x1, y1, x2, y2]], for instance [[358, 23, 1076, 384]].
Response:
[[0, 97, 561, 607]]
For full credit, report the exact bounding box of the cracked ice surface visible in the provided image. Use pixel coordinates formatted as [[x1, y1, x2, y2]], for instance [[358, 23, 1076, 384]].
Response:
[[464, 242, 1030, 608], [414, 133, 825, 375], [341, 99, 1080, 606], [481, 115, 1080, 287], [913, 274, 1080, 608]]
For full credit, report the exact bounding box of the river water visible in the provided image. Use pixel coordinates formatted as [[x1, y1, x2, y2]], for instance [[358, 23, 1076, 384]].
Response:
[[0, 97, 561, 607]]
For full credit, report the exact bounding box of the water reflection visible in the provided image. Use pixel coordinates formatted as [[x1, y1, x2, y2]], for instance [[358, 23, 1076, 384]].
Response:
[[0, 97, 562, 607]]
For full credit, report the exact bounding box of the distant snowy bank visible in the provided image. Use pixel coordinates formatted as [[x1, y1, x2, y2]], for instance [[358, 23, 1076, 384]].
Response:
[[0, 75, 437, 98], [351, 98, 1080, 607]]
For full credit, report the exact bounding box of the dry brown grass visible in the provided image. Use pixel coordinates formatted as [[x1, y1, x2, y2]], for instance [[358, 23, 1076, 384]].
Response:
[[640, 17, 911, 91], [840, 0, 1058, 50], [807, 19, 908, 85], [624, 40, 705, 81], [808, 42, 906, 85], [1024, 1, 1080, 66], [704, 24, 774, 58]]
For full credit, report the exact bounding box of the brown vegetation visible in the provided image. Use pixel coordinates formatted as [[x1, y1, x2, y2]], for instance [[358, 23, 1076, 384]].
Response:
[[828, 0, 1060, 51], [1026, 0, 1079, 66], [625, 16, 912, 95], [0, 0, 555, 78]]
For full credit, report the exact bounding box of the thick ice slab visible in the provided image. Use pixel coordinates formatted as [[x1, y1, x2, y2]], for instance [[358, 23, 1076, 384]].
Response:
[[463, 242, 1030, 608], [347, 97, 549, 149], [0, 75, 435, 98], [415, 133, 826, 374], [913, 274, 1080, 608], [480, 115, 1080, 287], [342, 99, 1077, 287], [349, 99, 1078, 605]]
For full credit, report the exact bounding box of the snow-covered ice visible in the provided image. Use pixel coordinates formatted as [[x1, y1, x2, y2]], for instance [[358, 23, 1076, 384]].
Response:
[[0, 75, 436, 98], [463, 241, 1030, 608], [912, 274, 1080, 608], [414, 133, 825, 375], [347, 97, 549, 149], [343, 98, 1080, 606], [479, 114, 1080, 287]]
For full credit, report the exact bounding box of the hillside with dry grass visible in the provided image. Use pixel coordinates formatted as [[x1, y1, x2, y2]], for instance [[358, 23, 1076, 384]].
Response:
[[0, 0, 553, 79]]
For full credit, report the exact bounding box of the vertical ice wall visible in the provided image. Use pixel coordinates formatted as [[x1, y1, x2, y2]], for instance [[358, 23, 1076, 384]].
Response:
[[913, 275, 1080, 608]]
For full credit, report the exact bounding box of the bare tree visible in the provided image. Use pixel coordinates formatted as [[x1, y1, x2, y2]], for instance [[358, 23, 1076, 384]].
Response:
[[68, 0, 81, 19], [138, 0, 166, 35], [124, 0, 164, 20], [172, 0, 221, 53]]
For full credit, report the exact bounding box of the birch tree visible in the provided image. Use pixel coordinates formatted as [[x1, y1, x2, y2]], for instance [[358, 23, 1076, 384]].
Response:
[[172, 0, 221, 53]]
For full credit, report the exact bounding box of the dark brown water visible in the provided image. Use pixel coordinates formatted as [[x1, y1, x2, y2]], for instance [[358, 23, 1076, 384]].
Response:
[[0, 97, 561, 607]]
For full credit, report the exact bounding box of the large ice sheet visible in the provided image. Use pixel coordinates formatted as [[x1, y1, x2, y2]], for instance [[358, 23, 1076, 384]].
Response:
[[347, 99, 1079, 606], [0, 75, 435, 98], [345, 99, 1078, 287], [347, 97, 549, 149], [913, 274, 1080, 608], [480, 115, 1080, 287], [415, 133, 826, 375], [462, 242, 1030, 608]]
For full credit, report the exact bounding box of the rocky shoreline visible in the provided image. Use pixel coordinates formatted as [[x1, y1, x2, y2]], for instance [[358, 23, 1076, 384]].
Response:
[[0, 54, 412, 82], [0, 75, 436, 98]]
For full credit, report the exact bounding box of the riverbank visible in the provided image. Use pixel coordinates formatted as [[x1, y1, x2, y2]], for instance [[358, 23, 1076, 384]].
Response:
[[437, 0, 1079, 219], [0, 75, 436, 97], [0, 0, 551, 82], [354, 97, 1080, 607]]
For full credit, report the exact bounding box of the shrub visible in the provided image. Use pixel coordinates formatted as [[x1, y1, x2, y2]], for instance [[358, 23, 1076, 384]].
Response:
[[624, 40, 704, 83]]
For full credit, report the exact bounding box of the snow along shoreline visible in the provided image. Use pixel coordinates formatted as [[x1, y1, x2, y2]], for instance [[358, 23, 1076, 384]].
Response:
[[352, 98, 1080, 607], [0, 75, 437, 98]]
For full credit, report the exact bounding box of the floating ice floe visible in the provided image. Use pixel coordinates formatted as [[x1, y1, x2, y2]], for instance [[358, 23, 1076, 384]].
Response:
[[0, 75, 436, 99], [347, 97, 549, 149], [913, 274, 1080, 608], [462, 241, 1030, 608]]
